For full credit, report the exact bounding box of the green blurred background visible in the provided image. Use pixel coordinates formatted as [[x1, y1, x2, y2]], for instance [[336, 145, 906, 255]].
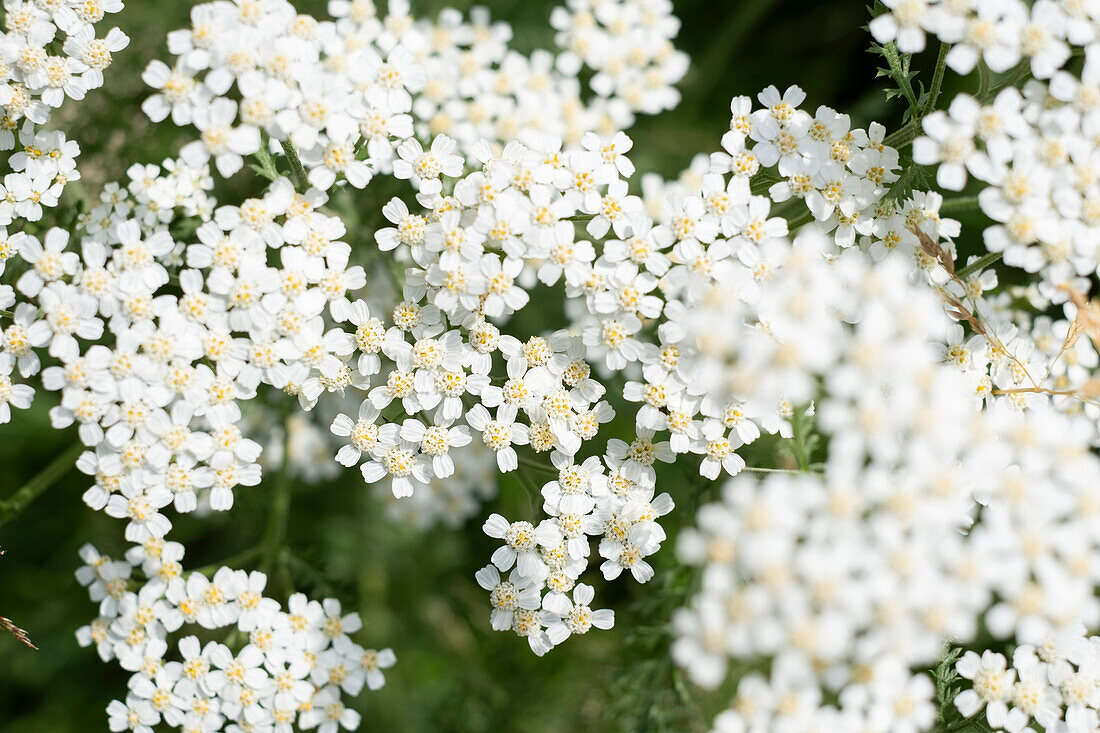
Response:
[[0, 1, 962, 731]]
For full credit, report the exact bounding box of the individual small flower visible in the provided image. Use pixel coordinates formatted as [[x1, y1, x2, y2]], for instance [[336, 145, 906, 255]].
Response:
[[356, 646, 396, 691], [181, 98, 260, 177], [359, 423, 431, 498], [465, 404, 529, 472], [954, 650, 1021, 730], [541, 583, 614, 645], [392, 135, 463, 195], [869, 0, 933, 53], [106, 695, 159, 733], [0, 354, 34, 423], [482, 513, 560, 580], [475, 564, 542, 631]]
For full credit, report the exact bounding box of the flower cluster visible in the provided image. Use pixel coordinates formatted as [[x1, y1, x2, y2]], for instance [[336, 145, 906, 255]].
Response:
[[951, 628, 1100, 732], [76, 538, 391, 733], [710, 85, 905, 248], [668, 226, 1100, 730], [1, 0, 129, 125], [550, 0, 688, 115], [313, 131, 683, 652], [914, 67, 1100, 300], [147, 0, 686, 189], [610, 86, 959, 492], [4, 163, 373, 543], [668, 233, 974, 729], [871, 0, 1081, 79]]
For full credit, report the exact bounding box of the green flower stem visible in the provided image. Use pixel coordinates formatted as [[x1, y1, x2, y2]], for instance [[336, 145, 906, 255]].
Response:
[[279, 139, 309, 191], [514, 463, 543, 518], [882, 41, 921, 116], [0, 441, 84, 527], [982, 59, 1031, 102], [251, 134, 280, 182], [977, 61, 993, 99], [939, 195, 981, 214], [884, 118, 921, 149], [516, 455, 557, 474], [261, 426, 294, 587], [956, 251, 1002, 279], [741, 466, 822, 475], [924, 42, 950, 115]]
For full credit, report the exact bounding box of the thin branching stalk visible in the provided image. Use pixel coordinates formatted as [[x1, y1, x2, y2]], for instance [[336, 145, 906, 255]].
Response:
[[0, 441, 83, 527]]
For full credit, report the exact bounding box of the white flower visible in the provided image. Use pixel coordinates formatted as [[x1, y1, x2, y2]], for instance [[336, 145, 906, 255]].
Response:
[[954, 651, 1019, 728], [541, 583, 614, 645], [465, 404, 529, 473], [181, 98, 260, 178], [392, 135, 463, 194]]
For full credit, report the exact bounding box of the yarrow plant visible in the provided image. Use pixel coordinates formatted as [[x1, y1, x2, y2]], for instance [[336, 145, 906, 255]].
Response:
[[4, 0, 1100, 731]]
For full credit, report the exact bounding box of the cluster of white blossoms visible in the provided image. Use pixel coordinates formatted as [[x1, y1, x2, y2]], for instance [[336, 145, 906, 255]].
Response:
[[870, 0, 1083, 79], [1, 0, 129, 125], [669, 229, 1100, 732], [0, 0, 129, 285], [146, 0, 685, 186], [37, 0, 690, 719], [5, 0, 1100, 730], [75, 538, 391, 733], [0, 0, 128, 244], [952, 627, 1100, 732], [314, 131, 679, 654], [668, 234, 972, 731], [549, 0, 688, 116], [914, 58, 1100, 298], [385, 0, 687, 151], [606, 86, 964, 496], [711, 85, 909, 251], [901, 45, 1100, 426]]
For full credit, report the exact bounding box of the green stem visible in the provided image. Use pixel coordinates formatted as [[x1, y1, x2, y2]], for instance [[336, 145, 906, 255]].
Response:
[[261, 427, 294, 581], [517, 455, 558, 474], [956, 251, 1002, 279], [884, 118, 921, 149], [785, 208, 814, 231], [742, 466, 822, 475], [279, 139, 309, 191], [786, 409, 816, 472], [924, 42, 950, 115], [0, 442, 83, 527], [981, 60, 1031, 102], [251, 134, 280, 182], [564, 214, 595, 222], [514, 464, 543, 506], [750, 173, 782, 195], [939, 195, 981, 214], [882, 41, 921, 116], [977, 61, 992, 99]]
